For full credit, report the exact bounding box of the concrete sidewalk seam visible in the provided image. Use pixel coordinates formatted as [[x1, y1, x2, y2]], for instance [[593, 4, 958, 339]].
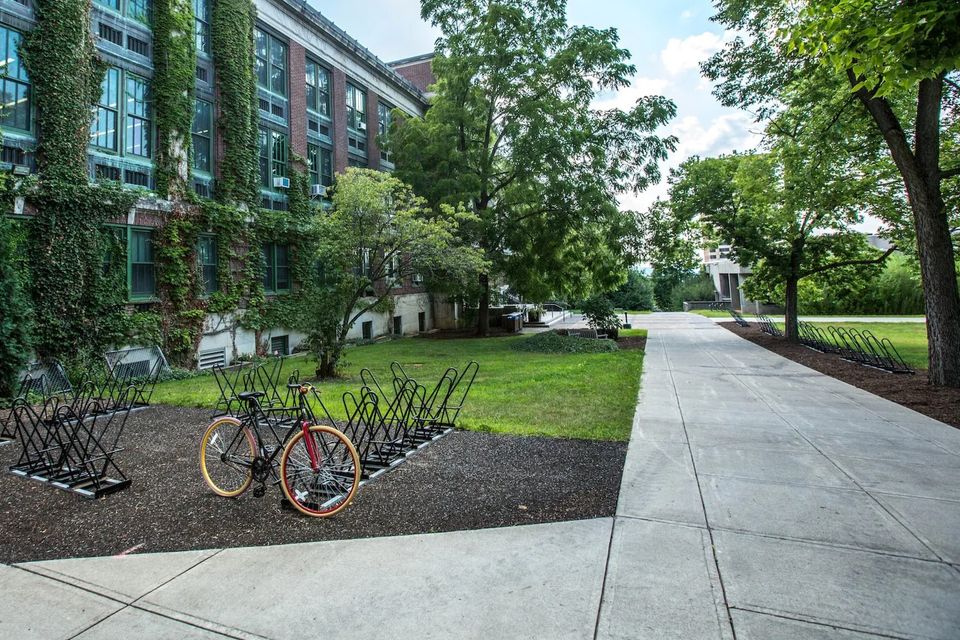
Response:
[[615, 513, 709, 530], [685, 328, 950, 567], [706, 526, 949, 565], [728, 606, 911, 640], [666, 337, 738, 640]]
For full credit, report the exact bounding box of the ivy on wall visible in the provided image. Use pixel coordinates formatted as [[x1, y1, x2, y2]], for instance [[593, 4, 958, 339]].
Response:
[[22, 0, 103, 184], [152, 0, 197, 199], [211, 0, 259, 207]]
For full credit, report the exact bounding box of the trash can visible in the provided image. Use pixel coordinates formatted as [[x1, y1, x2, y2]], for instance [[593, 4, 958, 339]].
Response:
[[502, 312, 523, 333]]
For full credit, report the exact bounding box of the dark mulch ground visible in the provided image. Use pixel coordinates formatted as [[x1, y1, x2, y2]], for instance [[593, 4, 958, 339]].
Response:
[[618, 336, 647, 351], [0, 406, 626, 563], [723, 322, 960, 430]]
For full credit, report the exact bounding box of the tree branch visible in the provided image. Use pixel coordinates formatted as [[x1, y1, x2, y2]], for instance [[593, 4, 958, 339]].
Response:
[[799, 245, 896, 279]]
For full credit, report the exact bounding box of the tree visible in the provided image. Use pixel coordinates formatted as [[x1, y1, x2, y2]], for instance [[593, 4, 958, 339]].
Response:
[[304, 169, 486, 378], [705, 0, 960, 384], [390, 0, 676, 335], [672, 146, 892, 340], [606, 268, 655, 312], [641, 199, 703, 310], [0, 212, 32, 396]]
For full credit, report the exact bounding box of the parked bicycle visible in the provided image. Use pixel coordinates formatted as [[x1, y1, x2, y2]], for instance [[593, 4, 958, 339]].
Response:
[[199, 383, 361, 517]]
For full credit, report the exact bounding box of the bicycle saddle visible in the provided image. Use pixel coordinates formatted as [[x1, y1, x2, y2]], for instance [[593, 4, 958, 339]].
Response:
[[238, 391, 265, 400]]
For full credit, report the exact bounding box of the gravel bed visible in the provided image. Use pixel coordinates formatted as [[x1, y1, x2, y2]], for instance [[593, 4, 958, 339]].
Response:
[[0, 406, 626, 563]]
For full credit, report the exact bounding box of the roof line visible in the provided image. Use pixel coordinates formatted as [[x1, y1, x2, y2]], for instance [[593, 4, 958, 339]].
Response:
[[275, 0, 429, 105], [388, 52, 436, 67]]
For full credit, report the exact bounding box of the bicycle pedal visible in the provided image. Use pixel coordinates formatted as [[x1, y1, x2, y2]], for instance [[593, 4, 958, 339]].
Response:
[[253, 486, 266, 498]]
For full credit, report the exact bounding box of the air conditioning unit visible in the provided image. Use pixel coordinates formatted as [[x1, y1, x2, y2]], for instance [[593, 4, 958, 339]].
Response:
[[273, 176, 290, 189], [310, 184, 327, 198]]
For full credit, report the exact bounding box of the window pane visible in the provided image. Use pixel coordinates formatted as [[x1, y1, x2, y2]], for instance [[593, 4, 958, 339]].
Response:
[[255, 30, 267, 59], [127, 0, 149, 24], [321, 147, 332, 186], [130, 230, 155, 297], [102, 68, 120, 109], [95, 0, 120, 10], [271, 131, 286, 178], [262, 244, 274, 291], [193, 137, 210, 172], [270, 64, 284, 95]]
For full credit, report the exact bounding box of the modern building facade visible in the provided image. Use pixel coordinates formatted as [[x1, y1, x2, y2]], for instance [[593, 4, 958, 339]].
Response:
[[1, 0, 441, 367]]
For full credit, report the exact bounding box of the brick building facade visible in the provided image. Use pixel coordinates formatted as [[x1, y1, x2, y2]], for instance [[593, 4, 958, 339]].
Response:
[[0, 0, 442, 366]]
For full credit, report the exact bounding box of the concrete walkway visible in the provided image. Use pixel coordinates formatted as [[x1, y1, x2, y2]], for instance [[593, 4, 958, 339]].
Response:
[[3, 312, 958, 639]]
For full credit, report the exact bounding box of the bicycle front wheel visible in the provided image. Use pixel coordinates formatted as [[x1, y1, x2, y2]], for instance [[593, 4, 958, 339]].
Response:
[[200, 417, 256, 497], [280, 425, 361, 517]]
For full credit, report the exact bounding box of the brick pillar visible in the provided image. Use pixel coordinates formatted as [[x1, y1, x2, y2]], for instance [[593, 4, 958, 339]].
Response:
[[365, 88, 380, 169], [331, 68, 349, 174], [287, 41, 308, 160]]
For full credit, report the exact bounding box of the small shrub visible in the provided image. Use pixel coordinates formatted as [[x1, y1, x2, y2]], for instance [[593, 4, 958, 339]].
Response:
[[512, 330, 619, 354], [582, 296, 623, 332]]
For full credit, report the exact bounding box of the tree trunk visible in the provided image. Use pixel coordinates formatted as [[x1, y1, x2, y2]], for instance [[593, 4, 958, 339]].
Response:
[[784, 275, 800, 343], [853, 76, 960, 387], [477, 272, 490, 337]]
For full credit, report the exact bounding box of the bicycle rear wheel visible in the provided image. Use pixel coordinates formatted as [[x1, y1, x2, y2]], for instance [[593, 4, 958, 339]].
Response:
[[279, 425, 360, 517], [200, 417, 256, 497]]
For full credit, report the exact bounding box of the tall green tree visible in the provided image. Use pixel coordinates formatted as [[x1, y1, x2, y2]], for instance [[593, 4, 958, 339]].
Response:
[[390, 0, 676, 335], [705, 0, 960, 385], [304, 169, 486, 377]]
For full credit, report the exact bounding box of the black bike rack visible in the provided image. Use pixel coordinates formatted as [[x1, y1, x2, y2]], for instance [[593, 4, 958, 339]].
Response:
[[753, 319, 914, 375], [5, 347, 168, 498], [728, 309, 750, 327]]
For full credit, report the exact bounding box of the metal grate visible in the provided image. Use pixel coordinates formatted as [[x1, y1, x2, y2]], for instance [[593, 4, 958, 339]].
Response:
[[195, 65, 208, 82], [127, 35, 149, 57], [98, 23, 123, 46], [198, 348, 226, 370], [270, 335, 289, 356], [124, 169, 149, 187], [96, 164, 121, 181]]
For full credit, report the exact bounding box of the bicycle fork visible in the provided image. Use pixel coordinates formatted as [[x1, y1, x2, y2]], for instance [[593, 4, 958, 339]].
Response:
[[300, 420, 321, 471]]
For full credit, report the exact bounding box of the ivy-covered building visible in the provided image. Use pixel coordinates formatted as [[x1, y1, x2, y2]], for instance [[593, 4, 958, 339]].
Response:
[[1, 0, 438, 368]]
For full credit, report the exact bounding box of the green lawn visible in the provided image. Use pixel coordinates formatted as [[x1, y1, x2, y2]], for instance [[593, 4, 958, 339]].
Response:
[[153, 335, 645, 441], [782, 321, 928, 369], [690, 309, 732, 318]]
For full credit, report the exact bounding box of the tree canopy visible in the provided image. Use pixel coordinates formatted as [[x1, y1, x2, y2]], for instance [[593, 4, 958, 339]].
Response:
[[390, 0, 676, 333]]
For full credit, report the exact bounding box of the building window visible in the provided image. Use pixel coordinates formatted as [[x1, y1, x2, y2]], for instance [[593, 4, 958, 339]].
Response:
[[91, 68, 120, 151], [129, 228, 155, 299], [91, 67, 151, 160], [255, 29, 286, 97], [377, 102, 392, 163], [197, 234, 217, 295], [0, 27, 31, 133], [95, 0, 151, 26], [262, 242, 290, 293], [194, 0, 210, 54], [258, 128, 287, 190], [345, 82, 366, 134], [307, 143, 332, 188], [361, 321, 372, 340], [305, 60, 330, 118], [192, 99, 212, 172], [124, 74, 150, 157]]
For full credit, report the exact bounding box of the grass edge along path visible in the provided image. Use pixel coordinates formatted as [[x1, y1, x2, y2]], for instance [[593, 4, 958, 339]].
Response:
[[152, 334, 645, 441]]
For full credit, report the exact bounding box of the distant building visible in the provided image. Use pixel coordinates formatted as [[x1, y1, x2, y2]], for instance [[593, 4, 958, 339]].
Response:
[[390, 53, 436, 95], [700, 244, 763, 312]]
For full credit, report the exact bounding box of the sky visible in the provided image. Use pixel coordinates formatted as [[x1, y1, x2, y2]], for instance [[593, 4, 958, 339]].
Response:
[[315, 0, 764, 213]]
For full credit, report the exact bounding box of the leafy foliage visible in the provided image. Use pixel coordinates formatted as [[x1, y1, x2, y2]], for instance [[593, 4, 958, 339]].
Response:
[[512, 330, 618, 354], [581, 295, 623, 332], [302, 169, 487, 377], [211, 0, 259, 206], [0, 210, 32, 396], [153, 0, 197, 198], [391, 0, 676, 327], [605, 269, 655, 312]]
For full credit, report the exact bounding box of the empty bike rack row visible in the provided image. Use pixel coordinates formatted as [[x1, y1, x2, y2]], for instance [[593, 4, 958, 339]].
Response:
[[212, 359, 479, 482], [728, 309, 750, 327], [3, 347, 168, 498], [755, 314, 783, 337], [797, 322, 913, 374]]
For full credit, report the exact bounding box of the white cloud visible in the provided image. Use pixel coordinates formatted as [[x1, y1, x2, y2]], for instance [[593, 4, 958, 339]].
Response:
[[592, 76, 671, 111], [660, 31, 731, 76], [671, 113, 763, 158], [680, 9, 694, 19]]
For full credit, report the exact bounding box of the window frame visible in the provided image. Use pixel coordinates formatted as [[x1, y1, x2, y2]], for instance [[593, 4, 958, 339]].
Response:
[[196, 233, 217, 296], [305, 59, 330, 119], [345, 82, 367, 135], [127, 226, 156, 301], [194, 0, 210, 55], [258, 126, 288, 192], [307, 142, 333, 189], [255, 28, 287, 98], [377, 102, 393, 164], [93, 0, 151, 27], [0, 26, 31, 135], [90, 66, 153, 163], [192, 98, 213, 174], [261, 242, 291, 295]]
